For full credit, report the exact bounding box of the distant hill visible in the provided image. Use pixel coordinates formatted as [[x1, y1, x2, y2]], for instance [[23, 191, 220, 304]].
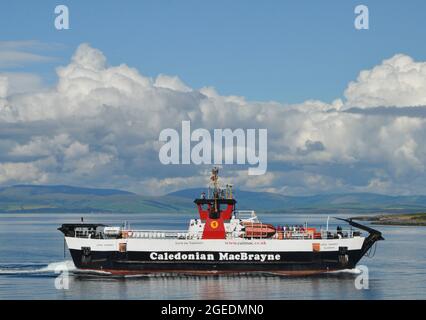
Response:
[[2, 184, 426, 214], [168, 188, 295, 211], [0, 185, 133, 196], [0, 185, 191, 213], [167, 188, 426, 214]]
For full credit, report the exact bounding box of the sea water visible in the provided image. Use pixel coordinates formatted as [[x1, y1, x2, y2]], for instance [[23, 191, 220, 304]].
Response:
[[0, 212, 425, 300]]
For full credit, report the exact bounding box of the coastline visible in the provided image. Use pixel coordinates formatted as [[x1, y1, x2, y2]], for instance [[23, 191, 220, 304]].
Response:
[[353, 213, 426, 226]]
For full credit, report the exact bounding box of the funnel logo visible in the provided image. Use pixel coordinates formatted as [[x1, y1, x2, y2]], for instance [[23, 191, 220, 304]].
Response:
[[210, 221, 219, 229], [159, 121, 268, 175]]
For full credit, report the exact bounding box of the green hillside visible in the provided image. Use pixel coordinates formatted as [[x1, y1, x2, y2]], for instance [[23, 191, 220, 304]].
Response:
[[168, 188, 426, 214], [0, 185, 192, 213], [2, 184, 426, 214]]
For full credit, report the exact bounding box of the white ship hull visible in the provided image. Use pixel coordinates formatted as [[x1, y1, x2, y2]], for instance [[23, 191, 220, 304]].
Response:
[[65, 235, 370, 275]]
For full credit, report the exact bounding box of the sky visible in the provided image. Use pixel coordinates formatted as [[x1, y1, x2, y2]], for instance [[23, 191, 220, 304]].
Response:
[[2, 1, 426, 196], [3, 0, 426, 103]]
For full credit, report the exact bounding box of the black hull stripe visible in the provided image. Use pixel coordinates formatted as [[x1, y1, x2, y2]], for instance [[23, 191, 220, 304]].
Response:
[[70, 249, 364, 272]]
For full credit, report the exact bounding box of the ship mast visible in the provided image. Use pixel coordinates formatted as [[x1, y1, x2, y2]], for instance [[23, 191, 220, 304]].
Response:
[[194, 167, 236, 239], [210, 167, 219, 213]]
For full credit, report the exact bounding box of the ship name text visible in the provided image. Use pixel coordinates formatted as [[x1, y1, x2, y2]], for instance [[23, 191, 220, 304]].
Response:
[[150, 252, 281, 262]]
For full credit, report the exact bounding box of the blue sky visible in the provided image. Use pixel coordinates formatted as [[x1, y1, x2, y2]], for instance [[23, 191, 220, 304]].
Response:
[[2, 0, 426, 103], [2, 1, 426, 195]]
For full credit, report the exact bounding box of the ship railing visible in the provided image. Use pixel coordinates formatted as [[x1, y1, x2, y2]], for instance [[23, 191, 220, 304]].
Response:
[[319, 229, 358, 239], [273, 228, 358, 240], [235, 210, 258, 221], [122, 229, 203, 240]]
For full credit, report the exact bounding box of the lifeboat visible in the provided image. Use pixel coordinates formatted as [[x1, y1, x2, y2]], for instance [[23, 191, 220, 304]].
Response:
[[243, 222, 276, 238], [306, 227, 322, 239]]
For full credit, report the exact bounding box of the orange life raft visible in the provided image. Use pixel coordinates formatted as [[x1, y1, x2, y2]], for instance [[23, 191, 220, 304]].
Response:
[[243, 222, 276, 238]]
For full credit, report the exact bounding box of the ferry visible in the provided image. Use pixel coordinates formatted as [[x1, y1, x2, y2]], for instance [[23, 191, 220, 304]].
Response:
[[59, 168, 384, 275]]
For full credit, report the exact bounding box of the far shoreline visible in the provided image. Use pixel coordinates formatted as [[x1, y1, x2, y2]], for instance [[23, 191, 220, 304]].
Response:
[[353, 213, 426, 226]]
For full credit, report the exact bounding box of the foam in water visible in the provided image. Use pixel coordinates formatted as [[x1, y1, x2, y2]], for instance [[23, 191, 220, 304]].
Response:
[[0, 260, 75, 275], [72, 269, 112, 276], [327, 268, 362, 275]]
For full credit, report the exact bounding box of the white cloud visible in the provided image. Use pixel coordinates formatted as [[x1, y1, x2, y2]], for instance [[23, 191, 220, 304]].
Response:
[[2, 44, 426, 195], [154, 74, 192, 92], [64, 141, 90, 159], [70, 43, 106, 70], [0, 40, 57, 68], [0, 51, 53, 68], [9, 134, 71, 158], [0, 40, 53, 50], [345, 54, 426, 108], [0, 76, 7, 99], [0, 161, 48, 184], [0, 73, 44, 96]]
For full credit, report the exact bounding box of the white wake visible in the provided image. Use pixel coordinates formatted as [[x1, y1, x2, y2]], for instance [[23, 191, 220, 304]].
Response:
[[327, 268, 362, 275], [0, 260, 75, 275]]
